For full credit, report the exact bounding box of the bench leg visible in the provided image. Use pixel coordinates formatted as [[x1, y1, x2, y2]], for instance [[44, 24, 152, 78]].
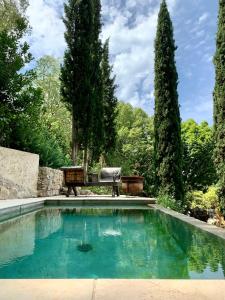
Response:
[[112, 186, 115, 197], [116, 186, 120, 197], [72, 187, 78, 197], [66, 186, 72, 197]]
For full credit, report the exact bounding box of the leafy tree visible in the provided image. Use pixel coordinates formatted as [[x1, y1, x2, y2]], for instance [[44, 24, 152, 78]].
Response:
[[0, 0, 42, 147], [106, 102, 155, 195], [213, 0, 225, 212], [0, 2, 69, 167], [182, 119, 217, 191], [0, 0, 28, 31], [13, 118, 71, 168], [35, 56, 71, 157], [101, 39, 118, 154], [154, 0, 184, 202]]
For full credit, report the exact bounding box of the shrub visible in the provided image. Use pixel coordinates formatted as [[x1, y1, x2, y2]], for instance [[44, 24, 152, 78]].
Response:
[[186, 186, 219, 211], [157, 194, 184, 213]]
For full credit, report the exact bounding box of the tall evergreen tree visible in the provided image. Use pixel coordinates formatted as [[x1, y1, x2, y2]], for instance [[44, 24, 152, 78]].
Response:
[[101, 39, 118, 153], [154, 0, 184, 201], [88, 0, 104, 162], [61, 0, 95, 165], [61, 0, 105, 167], [213, 0, 225, 212]]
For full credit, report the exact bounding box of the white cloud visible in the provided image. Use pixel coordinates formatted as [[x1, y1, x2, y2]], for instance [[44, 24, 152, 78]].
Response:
[[202, 53, 213, 63], [26, 0, 65, 58], [196, 30, 205, 38], [26, 0, 179, 115], [198, 12, 209, 24], [101, 0, 178, 114]]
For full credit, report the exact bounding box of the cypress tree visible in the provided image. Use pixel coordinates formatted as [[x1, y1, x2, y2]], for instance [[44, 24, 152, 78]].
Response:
[[61, 0, 97, 165], [154, 0, 184, 201], [90, 0, 104, 161], [101, 39, 118, 153], [213, 0, 225, 212]]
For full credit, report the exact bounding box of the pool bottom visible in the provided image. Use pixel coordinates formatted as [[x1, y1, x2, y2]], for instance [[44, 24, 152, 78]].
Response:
[[0, 208, 224, 279]]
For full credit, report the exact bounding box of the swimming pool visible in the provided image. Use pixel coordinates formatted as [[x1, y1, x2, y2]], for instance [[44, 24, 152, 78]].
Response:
[[0, 208, 224, 279]]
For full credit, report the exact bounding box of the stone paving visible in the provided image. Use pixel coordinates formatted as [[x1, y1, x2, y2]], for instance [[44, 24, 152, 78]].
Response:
[[0, 279, 225, 300]]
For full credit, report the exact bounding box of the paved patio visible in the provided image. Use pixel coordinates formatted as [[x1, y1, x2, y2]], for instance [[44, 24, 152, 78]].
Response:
[[0, 279, 225, 300]]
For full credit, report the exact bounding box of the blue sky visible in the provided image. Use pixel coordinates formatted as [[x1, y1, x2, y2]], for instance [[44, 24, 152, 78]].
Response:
[[26, 0, 218, 124]]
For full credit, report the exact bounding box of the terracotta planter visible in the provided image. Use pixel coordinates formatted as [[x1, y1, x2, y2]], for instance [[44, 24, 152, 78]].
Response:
[[121, 176, 144, 196]]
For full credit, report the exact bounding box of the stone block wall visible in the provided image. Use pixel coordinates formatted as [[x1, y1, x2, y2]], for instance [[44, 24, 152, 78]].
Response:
[[0, 147, 39, 200], [37, 167, 64, 197]]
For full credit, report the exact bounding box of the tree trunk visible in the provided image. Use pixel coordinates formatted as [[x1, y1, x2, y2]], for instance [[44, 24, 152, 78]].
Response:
[[99, 154, 106, 168], [83, 147, 89, 176], [72, 114, 79, 165]]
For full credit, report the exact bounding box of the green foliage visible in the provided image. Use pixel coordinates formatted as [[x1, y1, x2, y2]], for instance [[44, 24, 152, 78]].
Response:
[[213, 0, 225, 210], [91, 0, 104, 159], [186, 186, 219, 211], [157, 194, 184, 212], [182, 119, 217, 191], [0, 0, 71, 167], [154, 0, 184, 202], [13, 119, 71, 168], [85, 186, 112, 195], [101, 39, 118, 154], [61, 0, 104, 163], [34, 55, 72, 161], [0, 0, 42, 148], [106, 102, 155, 195], [0, 0, 28, 32], [61, 0, 118, 165]]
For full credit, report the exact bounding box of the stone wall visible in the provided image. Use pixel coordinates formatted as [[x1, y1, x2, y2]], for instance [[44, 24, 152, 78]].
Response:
[[37, 167, 64, 197], [0, 147, 39, 200]]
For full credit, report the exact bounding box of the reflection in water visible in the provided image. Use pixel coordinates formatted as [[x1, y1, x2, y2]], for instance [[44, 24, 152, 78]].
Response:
[[152, 212, 225, 279], [35, 209, 62, 239], [0, 214, 35, 266], [0, 208, 224, 279]]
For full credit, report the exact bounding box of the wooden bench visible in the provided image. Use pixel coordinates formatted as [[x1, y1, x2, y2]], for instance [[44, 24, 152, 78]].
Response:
[[61, 167, 121, 197]]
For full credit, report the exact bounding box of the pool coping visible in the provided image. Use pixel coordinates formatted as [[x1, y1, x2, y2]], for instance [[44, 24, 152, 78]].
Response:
[[0, 279, 224, 300], [150, 204, 225, 241]]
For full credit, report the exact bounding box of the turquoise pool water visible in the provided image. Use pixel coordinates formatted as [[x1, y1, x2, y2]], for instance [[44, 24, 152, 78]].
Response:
[[0, 208, 224, 279]]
